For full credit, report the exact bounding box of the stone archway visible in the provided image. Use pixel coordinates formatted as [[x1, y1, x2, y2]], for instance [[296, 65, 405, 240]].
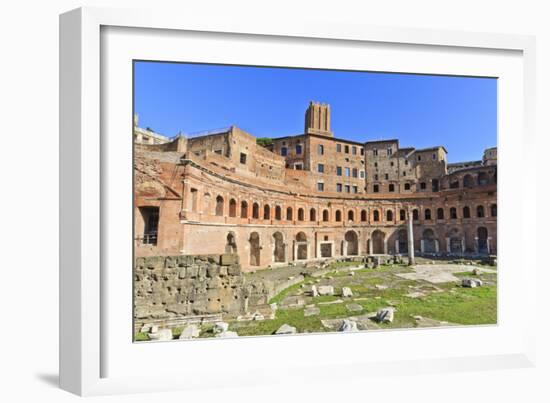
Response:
[[225, 232, 237, 254], [477, 227, 488, 254], [447, 228, 463, 254], [249, 232, 261, 266], [344, 230, 358, 256], [371, 230, 385, 254], [397, 229, 408, 254], [422, 229, 437, 253], [295, 232, 308, 260], [273, 232, 285, 263]]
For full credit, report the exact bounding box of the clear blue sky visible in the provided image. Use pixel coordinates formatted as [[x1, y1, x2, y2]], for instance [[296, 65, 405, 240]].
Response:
[[134, 61, 497, 163]]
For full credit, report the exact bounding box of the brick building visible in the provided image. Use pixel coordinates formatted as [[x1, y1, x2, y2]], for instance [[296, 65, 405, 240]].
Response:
[[134, 102, 497, 271]]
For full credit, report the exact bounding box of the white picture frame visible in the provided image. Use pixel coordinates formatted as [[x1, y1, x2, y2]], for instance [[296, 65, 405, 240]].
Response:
[[60, 6, 537, 396]]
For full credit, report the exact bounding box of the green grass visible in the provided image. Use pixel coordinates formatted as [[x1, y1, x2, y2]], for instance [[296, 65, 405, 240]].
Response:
[[393, 286, 497, 326], [269, 281, 305, 305], [233, 264, 497, 336], [134, 332, 150, 341], [137, 262, 497, 340]]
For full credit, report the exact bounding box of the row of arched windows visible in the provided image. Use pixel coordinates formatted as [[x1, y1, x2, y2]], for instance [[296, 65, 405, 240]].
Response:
[[212, 195, 496, 223], [412, 204, 497, 221]]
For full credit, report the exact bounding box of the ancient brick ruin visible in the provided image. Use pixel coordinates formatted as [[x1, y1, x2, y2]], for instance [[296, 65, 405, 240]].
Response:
[[134, 102, 497, 273], [134, 254, 276, 331]]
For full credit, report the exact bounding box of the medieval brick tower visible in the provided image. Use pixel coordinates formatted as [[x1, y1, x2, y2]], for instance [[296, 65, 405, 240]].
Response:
[[305, 101, 333, 137]]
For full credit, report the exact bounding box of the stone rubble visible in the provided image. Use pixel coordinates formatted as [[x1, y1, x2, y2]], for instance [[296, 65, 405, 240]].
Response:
[[376, 307, 395, 323], [275, 324, 297, 335], [148, 328, 173, 341], [179, 324, 200, 339], [341, 287, 353, 297], [317, 285, 335, 296], [338, 319, 359, 332]]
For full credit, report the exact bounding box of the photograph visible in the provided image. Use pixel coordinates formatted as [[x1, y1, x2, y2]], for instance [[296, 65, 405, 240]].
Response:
[[132, 61, 497, 342]]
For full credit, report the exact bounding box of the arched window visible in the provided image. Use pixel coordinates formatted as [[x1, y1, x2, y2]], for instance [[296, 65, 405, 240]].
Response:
[[323, 209, 329, 222], [463, 174, 474, 188], [450, 207, 457, 219], [361, 210, 367, 222], [437, 208, 444, 220], [348, 210, 354, 222], [389, 183, 395, 192], [215, 196, 224, 216], [286, 207, 293, 221], [310, 208, 316, 221], [476, 205, 485, 218], [400, 209, 406, 221], [478, 172, 489, 186], [404, 183, 411, 190], [241, 201, 248, 218], [386, 210, 393, 221], [298, 208, 305, 221], [424, 209, 432, 220], [373, 210, 380, 222], [463, 206, 471, 219], [263, 204, 271, 220], [335, 210, 342, 222], [491, 204, 497, 217], [413, 209, 419, 221], [275, 205, 282, 220], [252, 202, 259, 219], [281, 147, 287, 156], [228, 199, 237, 217]]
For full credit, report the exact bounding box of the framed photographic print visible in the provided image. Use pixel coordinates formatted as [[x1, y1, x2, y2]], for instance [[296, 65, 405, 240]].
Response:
[[60, 6, 537, 396]]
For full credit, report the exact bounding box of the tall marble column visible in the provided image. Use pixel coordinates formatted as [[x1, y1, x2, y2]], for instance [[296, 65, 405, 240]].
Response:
[[407, 209, 415, 265]]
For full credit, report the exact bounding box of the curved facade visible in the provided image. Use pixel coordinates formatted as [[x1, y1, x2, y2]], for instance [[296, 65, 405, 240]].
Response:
[[134, 103, 497, 272]]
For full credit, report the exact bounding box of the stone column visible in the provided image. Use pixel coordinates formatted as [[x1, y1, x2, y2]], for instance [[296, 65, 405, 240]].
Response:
[[420, 239, 425, 253], [461, 238, 465, 254], [343, 240, 348, 257], [395, 239, 400, 254], [435, 239, 439, 253], [487, 237, 492, 254], [383, 239, 388, 255], [407, 210, 415, 265], [474, 237, 479, 254], [368, 237, 373, 255], [293, 241, 297, 261], [446, 237, 451, 253]]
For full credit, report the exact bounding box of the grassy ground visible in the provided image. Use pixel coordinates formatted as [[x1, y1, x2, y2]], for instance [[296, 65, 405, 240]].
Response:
[[229, 263, 497, 336], [135, 261, 497, 341]]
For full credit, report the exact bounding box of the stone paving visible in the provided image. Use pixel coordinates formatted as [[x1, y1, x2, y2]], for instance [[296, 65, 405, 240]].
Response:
[[395, 264, 496, 284]]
